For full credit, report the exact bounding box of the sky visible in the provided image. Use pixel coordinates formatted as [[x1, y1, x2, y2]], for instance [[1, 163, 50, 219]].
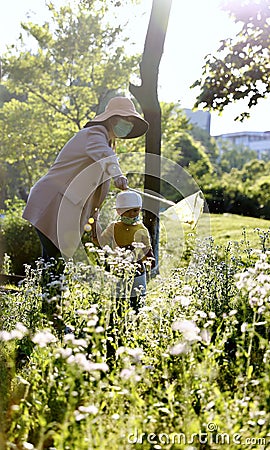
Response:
[[0, 0, 270, 136]]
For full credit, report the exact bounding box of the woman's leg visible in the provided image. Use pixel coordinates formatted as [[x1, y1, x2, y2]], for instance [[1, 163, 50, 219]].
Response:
[[36, 229, 65, 329], [36, 229, 62, 261]]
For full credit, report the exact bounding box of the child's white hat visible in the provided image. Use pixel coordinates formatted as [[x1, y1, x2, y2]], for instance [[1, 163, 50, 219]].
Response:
[[115, 191, 142, 209]]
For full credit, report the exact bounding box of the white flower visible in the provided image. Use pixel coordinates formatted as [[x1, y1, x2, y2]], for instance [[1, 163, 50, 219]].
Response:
[[116, 346, 144, 362], [195, 310, 207, 318], [67, 354, 109, 373], [200, 329, 211, 345], [257, 414, 266, 425], [172, 319, 201, 342], [127, 347, 144, 362], [169, 342, 189, 355], [95, 326, 104, 333], [11, 405, 20, 411], [22, 443, 34, 449], [235, 252, 270, 310], [16, 375, 30, 386], [174, 295, 191, 307], [209, 312, 216, 319], [87, 317, 99, 327], [103, 244, 114, 254], [0, 323, 28, 342], [88, 362, 109, 372], [116, 346, 126, 356], [63, 335, 88, 348], [74, 338, 88, 348], [0, 331, 13, 341], [76, 308, 91, 316], [67, 353, 91, 371], [182, 285, 193, 295], [78, 405, 98, 415], [32, 330, 57, 347], [48, 280, 62, 287], [120, 367, 136, 380], [249, 290, 264, 308], [9, 329, 25, 340], [255, 260, 270, 271], [74, 411, 86, 421], [15, 322, 28, 334], [56, 347, 73, 359]]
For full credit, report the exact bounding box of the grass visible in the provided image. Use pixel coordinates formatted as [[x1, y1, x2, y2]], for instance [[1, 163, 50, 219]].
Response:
[[158, 213, 270, 277], [207, 213, 270, 247]]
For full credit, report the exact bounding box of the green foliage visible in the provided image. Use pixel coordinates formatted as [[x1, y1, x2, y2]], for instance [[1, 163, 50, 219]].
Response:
[[193, 0, 270, 120], [3, 2, 138, 128], [159, 102, 214, 201], [217, 139, 258, 172], [0, 0, 140, 197], [0, 198, 40, 275], [160, 102, 211, 171], [189, 124, 219, 163], [221, 160, 270, 217], [200, 156, 270, 218], [0, 96, 70, 192]]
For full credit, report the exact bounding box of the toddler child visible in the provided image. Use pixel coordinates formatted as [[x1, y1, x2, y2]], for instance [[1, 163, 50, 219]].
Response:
[[92, 190, 155, 310]]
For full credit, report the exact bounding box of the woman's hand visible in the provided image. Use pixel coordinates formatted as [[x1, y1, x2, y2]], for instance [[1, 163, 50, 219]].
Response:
[[113, 175, 128, 190]]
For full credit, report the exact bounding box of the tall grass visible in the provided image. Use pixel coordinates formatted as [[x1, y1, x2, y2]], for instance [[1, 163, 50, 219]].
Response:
[[0, 226, 270, 449]]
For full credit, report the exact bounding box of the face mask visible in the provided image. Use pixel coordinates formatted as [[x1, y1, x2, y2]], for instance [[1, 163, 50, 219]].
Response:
[[120, 215, 140, 225], [113, 118, 134, 138]]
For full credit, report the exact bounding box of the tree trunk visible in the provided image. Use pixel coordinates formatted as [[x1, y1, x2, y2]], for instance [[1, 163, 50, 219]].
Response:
[[129, 0, 172, 273]]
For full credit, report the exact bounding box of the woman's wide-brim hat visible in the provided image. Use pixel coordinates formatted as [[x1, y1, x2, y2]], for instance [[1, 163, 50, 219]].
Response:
[[86, 96, 149, 139]]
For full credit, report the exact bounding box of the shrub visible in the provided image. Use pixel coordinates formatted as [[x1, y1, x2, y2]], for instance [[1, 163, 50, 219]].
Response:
[[0, 198, 40, 275]]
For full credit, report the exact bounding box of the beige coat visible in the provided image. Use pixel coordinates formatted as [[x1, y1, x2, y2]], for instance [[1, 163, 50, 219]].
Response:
[[23, 125, 122, 257]]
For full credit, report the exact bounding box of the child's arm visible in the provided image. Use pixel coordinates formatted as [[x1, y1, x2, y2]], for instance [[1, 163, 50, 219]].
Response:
[[91, 215, 115, 248], [99, 223, 115, 247]]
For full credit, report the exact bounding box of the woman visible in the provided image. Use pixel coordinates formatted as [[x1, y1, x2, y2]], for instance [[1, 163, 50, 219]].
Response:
[[23, 96, 148, 260], [22, 96, 148, 329]]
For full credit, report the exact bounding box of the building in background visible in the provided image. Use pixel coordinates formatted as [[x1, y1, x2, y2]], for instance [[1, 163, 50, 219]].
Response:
[[183, 108, 211, 134], [215, 131, 270, 159], [183, 110, 270, 160]]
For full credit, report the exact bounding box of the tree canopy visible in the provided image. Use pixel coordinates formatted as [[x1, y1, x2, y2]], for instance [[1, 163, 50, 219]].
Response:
[[0, 0, 140, 198], [2, 1, 139, 129], [192, 0, 270, 121]]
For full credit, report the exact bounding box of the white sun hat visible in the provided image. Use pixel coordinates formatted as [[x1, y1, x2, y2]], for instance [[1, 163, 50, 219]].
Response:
[[115, 191, 143, 209]]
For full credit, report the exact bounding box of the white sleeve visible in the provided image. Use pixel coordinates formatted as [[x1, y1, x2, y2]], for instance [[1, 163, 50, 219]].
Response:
[[97, 223, 115, 247]]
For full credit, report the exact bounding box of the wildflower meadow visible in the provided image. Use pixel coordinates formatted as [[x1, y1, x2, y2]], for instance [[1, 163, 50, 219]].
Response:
[[0, 220, 270, 449]]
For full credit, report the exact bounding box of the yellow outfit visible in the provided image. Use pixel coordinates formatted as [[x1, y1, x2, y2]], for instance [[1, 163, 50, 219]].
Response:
[[92, 218, 154, 303], [99, 221, 152, 264]]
